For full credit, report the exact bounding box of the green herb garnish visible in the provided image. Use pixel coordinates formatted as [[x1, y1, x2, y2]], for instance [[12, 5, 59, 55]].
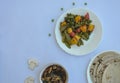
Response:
[[61, 8, 64, 11], [51, 19, 54, 22], [84, 2, 87, 5], [48, 33, 51, 37], [72, 2, 75, 6]]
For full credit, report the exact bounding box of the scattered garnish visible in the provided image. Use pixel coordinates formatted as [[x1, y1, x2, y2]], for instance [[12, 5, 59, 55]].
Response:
[[51, 19, 54, 22], [72, 2, 75, 6], [61, 8, 64, 11], [48, 33, 51, 37], [84, 2, 87, 6]]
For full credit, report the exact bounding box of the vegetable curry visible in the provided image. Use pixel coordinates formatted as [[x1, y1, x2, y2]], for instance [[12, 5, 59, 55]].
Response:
[[60, 12, 95, 48]]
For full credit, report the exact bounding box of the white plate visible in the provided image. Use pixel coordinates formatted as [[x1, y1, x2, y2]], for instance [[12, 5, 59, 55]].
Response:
[[87, 51, 120, 83], [55, 8, 102, 56]]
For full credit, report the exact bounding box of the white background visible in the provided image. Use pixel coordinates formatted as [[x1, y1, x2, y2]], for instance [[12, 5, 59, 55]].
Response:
[[1, 0, 120, 83]]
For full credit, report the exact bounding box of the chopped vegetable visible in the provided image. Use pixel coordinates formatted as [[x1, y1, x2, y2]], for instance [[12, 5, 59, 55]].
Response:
[[69, 32, 75, 37], [81, 32, 89, 40], [74, 35, 81, 40], [70, 37, 78, 44], [77, 39, 83, 46], [76, 28, 81, 33], [75, 15, 81, 23], [85, 12, 89, 19], [64, 31, 71, 41], [61, 21, 66, 26], [80, 25, 87, 32], [60, 12, 95, 48], [67, 28, 73, 33], [88, 24, 95, 31]]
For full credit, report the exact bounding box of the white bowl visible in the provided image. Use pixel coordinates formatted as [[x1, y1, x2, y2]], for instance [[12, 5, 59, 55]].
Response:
[[39, 63, 68, 83], [55, 8, 102, 56]]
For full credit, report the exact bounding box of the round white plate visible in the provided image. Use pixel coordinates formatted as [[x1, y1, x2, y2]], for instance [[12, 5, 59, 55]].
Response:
[[55, 8, 102, 56], [87, 51, 120, 83]]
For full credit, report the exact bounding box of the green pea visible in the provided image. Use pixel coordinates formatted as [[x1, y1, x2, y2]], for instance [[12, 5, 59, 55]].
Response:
[[84, 2, 87, 6], [48, 33, 51, 37], [51, 19, 54, 22], [61, 8, 64, 11], [72, 2, 75, 6]]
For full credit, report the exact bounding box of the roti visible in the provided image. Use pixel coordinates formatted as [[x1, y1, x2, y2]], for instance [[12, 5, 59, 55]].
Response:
[[89, 51, 120, 83]]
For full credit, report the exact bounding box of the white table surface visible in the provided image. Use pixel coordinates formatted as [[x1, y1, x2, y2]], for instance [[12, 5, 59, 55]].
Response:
[[1, 0, 120, 83]]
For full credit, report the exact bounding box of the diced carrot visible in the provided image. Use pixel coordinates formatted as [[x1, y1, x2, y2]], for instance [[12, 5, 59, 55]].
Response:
[[67, 28, 72, 33], [80, 25, 87, 32], [88, 24, 94, 31], [70, 37, 78, 44], [61, 21, 66, 26], [74, 35, 81, 40], [75, 15, 81, 23]]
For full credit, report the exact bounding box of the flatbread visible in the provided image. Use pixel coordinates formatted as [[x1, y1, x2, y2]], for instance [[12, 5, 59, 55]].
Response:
[[89, 51, 120, 83], [102, 62, 120, 83]]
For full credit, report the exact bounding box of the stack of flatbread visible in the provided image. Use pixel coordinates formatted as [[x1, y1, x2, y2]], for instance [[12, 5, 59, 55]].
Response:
[[89, 51, 120, 83]]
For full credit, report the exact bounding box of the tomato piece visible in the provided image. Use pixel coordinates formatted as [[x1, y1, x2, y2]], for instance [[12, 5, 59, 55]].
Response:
[[76, 28, 81, 33], [69, 32, 75, 37], [85, 12, 89, 19]]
